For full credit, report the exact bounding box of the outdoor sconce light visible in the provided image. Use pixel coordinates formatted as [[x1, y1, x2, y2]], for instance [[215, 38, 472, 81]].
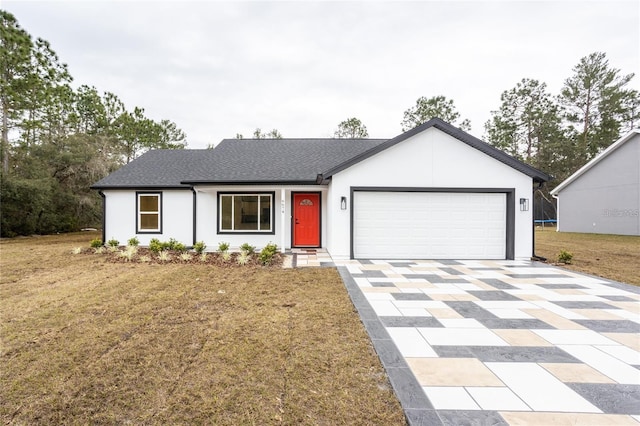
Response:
[[520, 198, 529, 212], [340, 196, 347, 210]]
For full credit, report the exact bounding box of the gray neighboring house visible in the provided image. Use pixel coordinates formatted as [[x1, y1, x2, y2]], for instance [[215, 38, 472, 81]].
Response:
[[551, 129, 640, 236]]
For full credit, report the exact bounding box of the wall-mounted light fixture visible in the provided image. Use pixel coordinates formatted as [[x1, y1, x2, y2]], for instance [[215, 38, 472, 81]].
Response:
[[520, 198, 529, 212], [340, 196, 347, 210]]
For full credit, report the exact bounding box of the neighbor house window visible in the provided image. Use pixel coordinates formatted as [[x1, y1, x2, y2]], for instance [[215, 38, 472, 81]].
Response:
[[219, 193, 273, 233], [137, 192, 161, 233]]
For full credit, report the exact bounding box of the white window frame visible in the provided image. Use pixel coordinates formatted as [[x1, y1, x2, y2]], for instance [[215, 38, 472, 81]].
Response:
[[137, 192, 161, 233], [218, 192, 274, 234]]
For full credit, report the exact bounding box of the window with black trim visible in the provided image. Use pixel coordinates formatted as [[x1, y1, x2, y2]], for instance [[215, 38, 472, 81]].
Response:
[[219, 193, 273, 233], [137, 192, 161, 233]]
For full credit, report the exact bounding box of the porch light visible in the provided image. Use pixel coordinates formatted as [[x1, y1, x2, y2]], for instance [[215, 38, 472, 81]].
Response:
[[340, 196, 347, 210], [520, 198, 529, 212]]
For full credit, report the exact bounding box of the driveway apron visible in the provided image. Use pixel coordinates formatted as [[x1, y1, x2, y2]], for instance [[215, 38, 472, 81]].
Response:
[[333, 259, 640, 426]]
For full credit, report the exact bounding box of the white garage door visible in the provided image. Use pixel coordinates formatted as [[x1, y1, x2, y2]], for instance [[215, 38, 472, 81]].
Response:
[[353, 191, 506, 259]]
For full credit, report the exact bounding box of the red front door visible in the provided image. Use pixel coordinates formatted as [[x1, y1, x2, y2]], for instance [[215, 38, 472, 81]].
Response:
[[293, 193, 320, 247]]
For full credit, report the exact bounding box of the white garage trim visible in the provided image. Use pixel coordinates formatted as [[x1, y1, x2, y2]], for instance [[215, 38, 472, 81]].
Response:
[[350, 187, 515, 260]]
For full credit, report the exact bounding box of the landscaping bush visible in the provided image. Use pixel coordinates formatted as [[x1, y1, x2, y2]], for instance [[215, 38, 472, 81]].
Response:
[[237, 251, 250, 265], [193, 241, 206, 254], [127, 236, 140, 247], [240, 243, 256, 255], [107, 238, 119, 247], [89, 238, 103, 248], [558, 249, 573, 264], [157, 251, 171, 262], [149, 238, 163, 253], [160, 238, 177, 251], [172, 242, 187, 252], [259, 243, 279, 265], [119, 246, 137, 262], [218, 241, 230, 253]]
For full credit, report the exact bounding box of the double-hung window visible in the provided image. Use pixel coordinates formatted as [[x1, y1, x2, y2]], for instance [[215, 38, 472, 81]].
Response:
[[219, 193, 274, 233], [137, 192, 161, 233]]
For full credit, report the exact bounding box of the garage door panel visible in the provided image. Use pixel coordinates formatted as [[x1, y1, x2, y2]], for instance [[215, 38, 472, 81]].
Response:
[[353, 191, 506, 259]]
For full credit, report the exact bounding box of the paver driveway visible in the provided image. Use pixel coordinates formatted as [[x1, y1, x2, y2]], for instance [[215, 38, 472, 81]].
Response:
[[332, 259, 640, 426]]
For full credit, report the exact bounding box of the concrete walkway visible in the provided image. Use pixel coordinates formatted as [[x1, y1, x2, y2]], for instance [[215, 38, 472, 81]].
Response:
[[296, 255, 640, 425]]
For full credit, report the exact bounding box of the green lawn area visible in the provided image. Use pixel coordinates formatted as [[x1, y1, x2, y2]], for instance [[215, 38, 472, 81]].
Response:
[[0, 233, 406, 425], [535, 228, 640, 286]]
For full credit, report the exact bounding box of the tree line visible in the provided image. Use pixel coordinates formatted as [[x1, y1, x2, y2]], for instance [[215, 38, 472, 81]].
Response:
[[1, 9, 638, 237], [335, 52, 639, 202], [1, 11, 186, 237], [243, 51, 639, 196]]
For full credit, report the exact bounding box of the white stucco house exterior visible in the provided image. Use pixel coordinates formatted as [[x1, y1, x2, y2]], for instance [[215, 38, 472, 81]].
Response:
[[91, 118, 550, 260], [551, 129, 640, 236]]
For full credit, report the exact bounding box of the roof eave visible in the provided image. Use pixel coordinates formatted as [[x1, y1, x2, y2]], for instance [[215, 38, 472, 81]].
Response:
[[90, 184, 193, 190], [182, 179, 324, 186]]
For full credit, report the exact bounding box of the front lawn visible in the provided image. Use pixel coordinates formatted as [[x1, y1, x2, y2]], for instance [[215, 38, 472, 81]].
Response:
[[535, 228, 640, 286], [0, 233, 406, 425]]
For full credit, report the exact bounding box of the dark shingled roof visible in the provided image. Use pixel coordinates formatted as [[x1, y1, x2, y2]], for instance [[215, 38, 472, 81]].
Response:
[[91, 139, 386, 188], [91, 119, 551, 189], [91, 150, 218, 188]]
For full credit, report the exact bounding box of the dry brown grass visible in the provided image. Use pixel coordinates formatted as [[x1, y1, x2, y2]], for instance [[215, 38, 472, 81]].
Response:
[[535, 228, 640, 286], [0, 233, 406, 425]]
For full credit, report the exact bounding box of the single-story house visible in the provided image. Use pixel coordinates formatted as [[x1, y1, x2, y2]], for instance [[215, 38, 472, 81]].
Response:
[[551, 129, 640, 236], [91, 118, 551, 260]]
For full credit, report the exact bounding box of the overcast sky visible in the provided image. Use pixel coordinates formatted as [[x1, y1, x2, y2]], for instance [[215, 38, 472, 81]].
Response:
[[4, 0, 639, 148]]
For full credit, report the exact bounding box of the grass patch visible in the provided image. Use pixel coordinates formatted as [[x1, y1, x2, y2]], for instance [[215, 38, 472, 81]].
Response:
[[536, 228, 640, 286], [0, 233, 406, 425]]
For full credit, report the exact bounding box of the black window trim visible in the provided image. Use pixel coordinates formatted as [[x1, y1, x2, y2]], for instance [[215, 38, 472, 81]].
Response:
[[217, 191, 276, 235], [136, 191, 163, 234]]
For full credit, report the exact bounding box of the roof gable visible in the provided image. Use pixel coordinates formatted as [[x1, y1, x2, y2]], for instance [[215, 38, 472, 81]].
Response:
[[320, 118, 551, 183], [550, 129, 640, 195]]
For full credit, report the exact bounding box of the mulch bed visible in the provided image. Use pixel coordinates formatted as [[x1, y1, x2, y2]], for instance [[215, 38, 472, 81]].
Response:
[[80, 247, 284, 268]]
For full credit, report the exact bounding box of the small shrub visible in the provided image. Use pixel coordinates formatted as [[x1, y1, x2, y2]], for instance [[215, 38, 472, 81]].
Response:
[[165, 238, 179, 250], [221, 251, 231, 262], [173, 242, 187, 252], [237, 251, 250, 265], [218, 241, 230, 253], [72, 247, 82, 254], [149, 238, 163, 253], [127, 236, 140, 247], [107, 238, 119, 247], [119, 248, 136, 262], [557, 249, 573, 264], [94, 246, 105, 254], [139, 255, 151, 263], [180, 252, 192, 261], [240, 243, 256, 255], [108, 245, 119, 253], [193, 241, 206, 254], [259, 243, 279, 265], [199, 252, 208, 263], [157, 250, 171, 262], [90, 238, 103, 248]]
